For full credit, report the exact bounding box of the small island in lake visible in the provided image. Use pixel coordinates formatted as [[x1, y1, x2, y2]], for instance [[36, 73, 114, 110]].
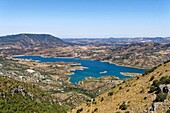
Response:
[[120, 72, 142, 77], [100, 71, 107, 74]]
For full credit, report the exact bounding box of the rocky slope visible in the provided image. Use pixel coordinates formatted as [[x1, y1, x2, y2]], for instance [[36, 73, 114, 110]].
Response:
[[0, 76, 67, 113], [0, 57, 69, 112], [70, 61, 170, 113]]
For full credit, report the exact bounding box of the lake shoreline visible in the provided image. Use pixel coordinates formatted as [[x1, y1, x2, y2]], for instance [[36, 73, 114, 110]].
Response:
[[12, 54, 146, 69], [12, 55, 145, 84]]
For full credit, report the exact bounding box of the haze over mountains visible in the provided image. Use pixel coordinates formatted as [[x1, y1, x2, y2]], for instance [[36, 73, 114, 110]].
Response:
[[0, 33, 170, 47], [64, 37, 170, 46]]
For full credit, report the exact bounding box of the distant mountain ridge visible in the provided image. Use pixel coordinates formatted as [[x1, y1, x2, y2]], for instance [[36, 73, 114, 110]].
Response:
[[107, 37, 170, 43], [63, 37, 170, 46], [0, 34, 67, 47]]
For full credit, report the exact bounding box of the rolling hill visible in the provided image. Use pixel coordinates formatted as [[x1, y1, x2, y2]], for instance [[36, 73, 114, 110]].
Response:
[[0, 34, 67, 47]]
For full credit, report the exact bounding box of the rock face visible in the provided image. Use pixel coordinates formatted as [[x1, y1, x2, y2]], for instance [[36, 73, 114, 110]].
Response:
[[0, 34, 67, 47], [159, 84, 170, 93]]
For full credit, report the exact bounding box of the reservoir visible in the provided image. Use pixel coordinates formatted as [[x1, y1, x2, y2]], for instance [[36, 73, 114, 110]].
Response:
[[13, 56, 145, 84]]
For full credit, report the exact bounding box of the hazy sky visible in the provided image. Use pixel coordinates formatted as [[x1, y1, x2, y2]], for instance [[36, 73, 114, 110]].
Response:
[[0, 0, 170, 38]]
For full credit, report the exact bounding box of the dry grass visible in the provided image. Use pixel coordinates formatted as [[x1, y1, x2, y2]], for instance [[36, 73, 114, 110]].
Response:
[[69, 62, 170, 113]]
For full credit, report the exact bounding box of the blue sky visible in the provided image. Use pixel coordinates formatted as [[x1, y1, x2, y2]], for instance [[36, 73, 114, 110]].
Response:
[[0, 0, 170, 38]]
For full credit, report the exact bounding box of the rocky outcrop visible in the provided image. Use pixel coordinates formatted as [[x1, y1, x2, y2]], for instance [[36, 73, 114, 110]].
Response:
[[159, 84, 170, 93]]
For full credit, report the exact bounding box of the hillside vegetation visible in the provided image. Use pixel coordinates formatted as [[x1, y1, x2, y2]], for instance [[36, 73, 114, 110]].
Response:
[[0, 76, 67, 113], [70, 61, 170, 113]]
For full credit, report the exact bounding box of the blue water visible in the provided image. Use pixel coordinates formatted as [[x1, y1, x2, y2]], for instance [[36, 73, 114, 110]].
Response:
[[13, 56, 145, 84]]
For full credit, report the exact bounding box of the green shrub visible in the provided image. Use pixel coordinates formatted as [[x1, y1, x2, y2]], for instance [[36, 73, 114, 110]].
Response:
[[108, 92, 113, 96], [76, 108, 83, 113], [119, 102, 127, 110], [160, 76, 168, 83], [154, 93, 167, 102], [136, 76, 139, 79], [101, 97, 104, 102], [159, 76, 170, 84], [165, 78, 170, 84], [125, 111, 130, 113], [94, 108, 98, 112], [152, 80, 159, 87], [148, 86, 157, 93], [112, 86, 116, 89], [149, 76, 155, 81], [166, 109, 170, 113], [140, 89, 144, 93], [144, 67, 157, 75], [92, 101, 97, 104], [164, 60, 170, 64]]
